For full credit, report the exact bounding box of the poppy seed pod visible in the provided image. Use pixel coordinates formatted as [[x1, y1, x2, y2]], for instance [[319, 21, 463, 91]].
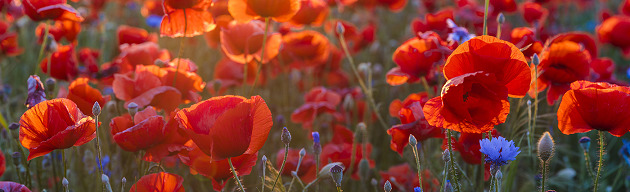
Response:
[[537, 132, 555, 163], [281, 127, 291, 145], [127, 102, 138, 117], [579, 136, 591, 151], [330, 164, 344, 187], [92, 101, 101, 116], [495, 170, 503, 180], [384, 180, 392, 192]]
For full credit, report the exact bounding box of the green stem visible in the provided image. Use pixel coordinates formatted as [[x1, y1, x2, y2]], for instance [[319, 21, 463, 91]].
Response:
[[248, 17, 271, 96], [62, 149, 66, 179], [36, 21, 51, 75], [337, 33, 388, 131], [593, 131, 604, 192], [173, 8, 188, 87], [583, 147, 595, 179], [440, 162, 448, 192], [229, 157, 246, 192], [447, 130, 461, 192], [412, 144, 423, 191], [483, 0, 490, 36], [541, 161, 546, 192], [94, 115, 103, 176], [271, 144, 289, 191]]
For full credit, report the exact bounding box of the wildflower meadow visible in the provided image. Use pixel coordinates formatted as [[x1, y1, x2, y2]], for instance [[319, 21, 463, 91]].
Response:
[[1, 0, 630, 191]]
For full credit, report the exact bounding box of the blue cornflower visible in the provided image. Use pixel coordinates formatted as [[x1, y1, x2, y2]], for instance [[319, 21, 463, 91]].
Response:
[[620, 139, 630, 166], [446, 19, 475, 44], [312, 132, 320, 143], [146, 15, 162, 28], [479, 136, 521, 167], [414, 187, 423, 192]]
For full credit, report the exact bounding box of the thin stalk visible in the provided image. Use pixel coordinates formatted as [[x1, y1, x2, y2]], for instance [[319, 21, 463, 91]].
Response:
[[62, 149, 67, 179], [583, 147, 595, 179], [593, 131, 604, 192], [440, 162, 448, 192], [343, 137, 357, 183], [36, 21, 51, 75], [447, 130, 461, 192], [336, 187, 342, 192], [483, 0, 490, 35], [249, 17, 271, 96], [541, 161, 546, 192], [337, 33, 388, 130], [94, 115, 103, 176], [228, 157, 246, 192], [173, 8, 188, 87], [412, 144, 423, 192], [302, 178, 320, 192], [271, 144, 289, 191]]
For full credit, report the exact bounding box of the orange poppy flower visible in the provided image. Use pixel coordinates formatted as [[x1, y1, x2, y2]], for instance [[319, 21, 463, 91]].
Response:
[[210, 58, 260, 95], [388, 92, 443, 155], [443, 35, 531, 98], [115, 42, 171, 74], [112, 65, 182, 111], [275, 148, 316, 183], [23, 0, 83, 22], [67, 78, 109, 116], [35, 20, 81, 43], [533, 40, 591, 105], [160, 0, 215, 37], [117, 25, 157, 46], [143, 111, 190, 163], [423, 71, 510, 133], [386, 32, 447, 86], [175, 95, 273, 160], [220, 20, 282, 64], [549, 32, 598, 58], [141, 0, 165, 17], [40, 44, 78, 81], [19, 98, 96, 160], [140, 62, 205, 103], [557, 81, 630, 137], [411, 9, 453, 38], [509, 27, 542, 57], [130, 172, 185, 192], [177, 141, 257, 191], [109, 107, 170, 152], [289, 0, 329, 27], [291, 86, 341, 128], [0, 20, 22, 56], [203, 0, 232, 48], [521, 2, 548, 26], [589, 57, 621, 84], [597, 16, 630, 57], [0, 181, 32, 192], [379, 164, 440, 192], [280, 30, 331, 69], [228, 0, 301, 22]]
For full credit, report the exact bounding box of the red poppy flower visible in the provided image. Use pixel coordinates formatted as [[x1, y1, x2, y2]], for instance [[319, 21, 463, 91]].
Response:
[[623, 0, 630, 16], [280, 30, 331, 69], [19, 98, 96, 160], [521, 2, 548, 26], [388, 92, 443, 155], [143, 111, 190, 163], [140, 63, 205, 103], [509, 27, 542, 57], [411, 9, 454, 38], [443, 35, 530, 98], [0, 19, 22, 56], [228, 0, 301, 22], [275, 148, 316, 183], [109, 107, 169, 152], [23, 0, 83, 22], [379, 164, 440, 192], [289, 0, 329, 27], [114, 42, 172, 73], [557, 81, 630, 137], [78, 48, 100, 76], [178, 141, 258, 191], [377, 0, 406, 12], [117, 25, 157, 46], [25, 75, 46, 109], [40, 44, 78, 81], [0, 148, 4, 177], [423, 71, 510, 133], [597, 16, 630, 57], [490, 0, 517, 13], [0, 181, 31, 192], [291, 86, 341, 128], [35, 20, 81, 43], [175, 95, 273, 160], [220, 20, 282, 64], [160, 0, 215, 37], [532, 40, 591, 105], [130, 172, 185, 192], [549, 32, 598, 58], [112, 65, 183, 111], [386, 32, 447, 86], [589, 57, 621, 84], [67, 78, 109, 116], [321, 138, 374, 180]]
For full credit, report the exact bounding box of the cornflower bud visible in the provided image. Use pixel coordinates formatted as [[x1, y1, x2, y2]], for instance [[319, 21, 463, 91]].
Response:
[[92, 101, 101, 117], [281, 127, 291, 145], [336, 22, 345, 35], [497, 13, 505, 24], [312, 132, 321, 155], [532, 54, 540, 66], [579, 136, 591, 152], [384, 180, 392, 192]]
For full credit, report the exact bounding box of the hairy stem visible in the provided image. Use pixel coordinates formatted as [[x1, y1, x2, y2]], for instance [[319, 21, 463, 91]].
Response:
[[593, 131, 605, 192], [271, 144, 289, 191], [229, 157, 245, 191]]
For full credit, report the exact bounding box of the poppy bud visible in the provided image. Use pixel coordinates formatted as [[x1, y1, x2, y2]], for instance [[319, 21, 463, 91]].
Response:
[[291, 171, 299, 178], [356, 122, 366, 142], [579, 136, 591, 152], [384, 180, 392, 192], [495, 170, 503, 180], [154, 59, 167, 66], [105, 101, 117, 115], [358, 62, 371, 76], [12, 152, 20, 166], [532, 54, 540, 66], [299, 148, 306, 157], [371, 178, 377, 187], [409, 135, 418, 147], [442, 149, 450, 162], [9, 122, 19, 131], [336, 22, 345, 35], [281, 127, 291, 145], [318, 162, 343, 178], [330, 164, 344, 187], [62, 177, 69, 187], [342, 94, 354, 111], [45, 78, 56, 94], [497, 13, 505, 24], [92, 101, 101, 117], [262, 155, 267, 163], [537, 132, 555, 163], [358, 158, 370, 180], [127, 102, 138, 117], [102, 174, 113, 192], [121, 177, 127, 192]]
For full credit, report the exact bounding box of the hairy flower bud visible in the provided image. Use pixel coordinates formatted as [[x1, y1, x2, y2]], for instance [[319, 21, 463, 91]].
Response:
[[358, 159, 370, 180], [409, 135, 418, 147], [45, 78, 56, 94], [532, 54, 540, 66], [497, 13, 505, 24], [9, 122, 19, 131], [384, 180, 392, 192], [299, 148, 306, 157], [62, 177, 69, 187], [281, 127, 291, 145], [442, 149, 450, 162], [92, 101, 101, 117], [537, 132, 555, 163], [12, 152, 21, 166]]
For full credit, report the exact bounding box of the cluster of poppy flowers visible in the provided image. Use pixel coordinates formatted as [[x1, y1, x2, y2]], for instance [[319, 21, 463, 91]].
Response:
[[0, 0, 629, 191]]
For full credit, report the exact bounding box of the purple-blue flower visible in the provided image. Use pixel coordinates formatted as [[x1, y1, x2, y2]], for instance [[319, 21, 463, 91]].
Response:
[[414, 187, 423, 192], [479, 136, 521, 167], [312, 132, 320, 143]]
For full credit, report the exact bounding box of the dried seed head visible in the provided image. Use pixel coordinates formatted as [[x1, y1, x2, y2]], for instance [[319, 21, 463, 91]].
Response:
[[579, 136, 591, 151], [330, 165, 344, 187], [127, 102, 138, 117], [281, 127, 291, 145], [384, 180, 392, 192], [92, 101, 101, 116], [537, 132, 555, 163]]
